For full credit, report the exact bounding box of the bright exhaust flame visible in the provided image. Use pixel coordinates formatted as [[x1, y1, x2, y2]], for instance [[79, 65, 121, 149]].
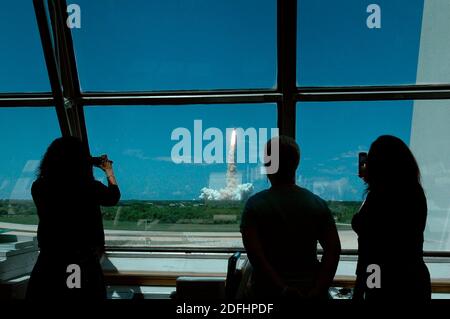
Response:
[[199, 128, 253, 201], [230, 129, 237, 147]]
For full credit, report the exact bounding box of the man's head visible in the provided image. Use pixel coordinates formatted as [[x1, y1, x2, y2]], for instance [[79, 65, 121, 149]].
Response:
[[264, 135, 300, 184]]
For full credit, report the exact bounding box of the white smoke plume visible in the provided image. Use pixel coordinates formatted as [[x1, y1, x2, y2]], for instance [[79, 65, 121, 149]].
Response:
[[199, 129, 254, 201], [199, 183, 253, 201]]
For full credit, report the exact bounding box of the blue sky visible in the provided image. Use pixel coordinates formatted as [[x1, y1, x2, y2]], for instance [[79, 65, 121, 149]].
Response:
[[0, 0, 424, 200]]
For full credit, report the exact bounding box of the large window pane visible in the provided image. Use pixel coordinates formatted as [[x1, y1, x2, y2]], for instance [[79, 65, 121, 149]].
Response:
[[0, 107, 60, 224], [0, 1, 50, 92], [72, 0, 277, 92], [297, 100, 450, 252], [84, 104, 277, 248], [297, 0, 426, 86]]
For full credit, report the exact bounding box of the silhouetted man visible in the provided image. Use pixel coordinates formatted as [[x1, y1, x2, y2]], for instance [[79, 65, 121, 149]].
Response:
[[240, 136, 341, 300]]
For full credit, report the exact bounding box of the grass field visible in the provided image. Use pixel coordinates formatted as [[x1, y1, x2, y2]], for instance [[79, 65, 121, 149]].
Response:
[[0, 199, 361, 232]]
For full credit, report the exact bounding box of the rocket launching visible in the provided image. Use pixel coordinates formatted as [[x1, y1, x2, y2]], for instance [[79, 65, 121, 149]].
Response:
[[226, 129, 238, 191], [199, 128, 253, 201]]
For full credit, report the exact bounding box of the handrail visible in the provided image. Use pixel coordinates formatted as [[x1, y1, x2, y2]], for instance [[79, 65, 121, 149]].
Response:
[[103, 271, 450, 294], [106, 247, 450, 258]]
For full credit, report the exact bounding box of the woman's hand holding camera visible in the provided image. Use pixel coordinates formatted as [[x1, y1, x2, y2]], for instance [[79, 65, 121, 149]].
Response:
[[97, 155, 113, 172], [97, 155, 117, 185]]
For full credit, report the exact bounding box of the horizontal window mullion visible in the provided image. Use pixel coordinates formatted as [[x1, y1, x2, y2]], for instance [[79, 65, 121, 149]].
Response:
[[80, 91, 282, 106], [298, 85, 450, 102], [0, 93, 54, 107]]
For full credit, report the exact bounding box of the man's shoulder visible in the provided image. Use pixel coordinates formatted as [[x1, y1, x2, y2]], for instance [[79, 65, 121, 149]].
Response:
[[293, 186, 330, 211], [245, 186, 329, 211], [246, 189, 271, 206]]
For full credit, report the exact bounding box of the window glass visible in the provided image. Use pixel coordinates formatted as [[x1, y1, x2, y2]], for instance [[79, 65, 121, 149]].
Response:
[[0, 0, 50, 92], [297, 100, 450, 251], [84, 104, 277, 248], [72, 0, 277, 92], [297, 0, 425, 86], [0, 108, 60, 226]]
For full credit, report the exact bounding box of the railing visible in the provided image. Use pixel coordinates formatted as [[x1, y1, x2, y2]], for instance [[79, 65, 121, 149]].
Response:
[[103, 271, 450, 294]]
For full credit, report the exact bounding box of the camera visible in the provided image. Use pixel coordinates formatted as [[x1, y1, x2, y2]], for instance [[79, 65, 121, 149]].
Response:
[[90, 156, 105, 167], [90, 155, 113, 167]]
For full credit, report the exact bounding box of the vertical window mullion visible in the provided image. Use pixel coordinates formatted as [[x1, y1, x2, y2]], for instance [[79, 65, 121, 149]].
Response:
[[277, 0, 297, 138]]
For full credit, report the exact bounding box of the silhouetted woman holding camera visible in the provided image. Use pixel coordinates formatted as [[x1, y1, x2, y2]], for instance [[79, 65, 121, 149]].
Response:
[[352, 135, 431, 301], [26, 136, 120, 300]]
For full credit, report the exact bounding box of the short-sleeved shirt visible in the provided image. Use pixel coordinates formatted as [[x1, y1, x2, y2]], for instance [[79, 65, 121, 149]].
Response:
[[240, 184, 335, 287]]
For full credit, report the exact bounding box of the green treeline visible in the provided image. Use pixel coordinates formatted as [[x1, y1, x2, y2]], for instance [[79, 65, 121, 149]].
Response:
[[0, 199, 361, 226]]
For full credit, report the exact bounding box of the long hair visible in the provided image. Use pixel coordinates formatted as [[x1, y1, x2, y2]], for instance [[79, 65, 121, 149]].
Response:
[[37, 136, 93, 187], [366, 135, 422, 193]]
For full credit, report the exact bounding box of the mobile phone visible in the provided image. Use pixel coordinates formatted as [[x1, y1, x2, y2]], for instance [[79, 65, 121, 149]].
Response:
[[358, 152, 368, 177]]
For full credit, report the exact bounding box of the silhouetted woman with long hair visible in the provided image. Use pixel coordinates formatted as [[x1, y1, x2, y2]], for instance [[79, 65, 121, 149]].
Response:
[[352, 135, 431, 301], [26, 136, 120, 300]]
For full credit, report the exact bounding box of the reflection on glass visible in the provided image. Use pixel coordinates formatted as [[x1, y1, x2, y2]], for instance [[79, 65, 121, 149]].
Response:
[[84, 104, 277, 247], [0, 108, 60, 225], [411, 100, 450, 251], [415, 1, 450, 85]]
